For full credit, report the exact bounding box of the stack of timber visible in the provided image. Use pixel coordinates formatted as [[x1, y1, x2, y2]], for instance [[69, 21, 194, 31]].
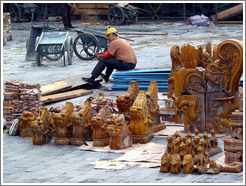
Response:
[[3, 80, 42, 128], [111, 68, 171, 92], [73, 3, 109, 22]]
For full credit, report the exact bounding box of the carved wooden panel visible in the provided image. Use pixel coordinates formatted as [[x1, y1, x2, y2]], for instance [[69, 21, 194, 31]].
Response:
[[168, 39, 243, 133]]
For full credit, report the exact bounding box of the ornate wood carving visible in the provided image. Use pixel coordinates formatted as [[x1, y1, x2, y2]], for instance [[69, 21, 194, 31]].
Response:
[[53, 102, 74, 145], [106, 114, 132, 149], [116, 81, 139, 124], [30, 108, 52, 145], [168, 40, 243, 133], [18, 110, 36, 137], [129, 91, 153, 143], [91, 106, 109, 147], [70, 101, 92, 146], [146, 81, 166, 132]]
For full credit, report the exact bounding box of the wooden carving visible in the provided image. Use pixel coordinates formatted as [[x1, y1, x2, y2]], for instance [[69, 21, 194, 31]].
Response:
[[193, 146, 208, 174], [207, 129, 222, 156], [182, 154, 194, 174], [129, 91, 153, 143], [160, 152, 171, 172], [53, 102, 74, 145], [146, 81, 166, 132], [29, 108, 52, 145], [206, 159, 222, 174], [18, 110, 36, 137], [70, 101, 92, 146], [166, 135, 174, 154], [106, 114, 132, 149], [168, 39, 243, 134], [170, 154, 181, 174], [224, 122, 243, 165], [116, 81, 139, 123], [91, 106, 109, 146]]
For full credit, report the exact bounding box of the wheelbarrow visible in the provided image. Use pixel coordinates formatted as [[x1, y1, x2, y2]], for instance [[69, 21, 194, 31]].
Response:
[[25, 3, 52, 61], [73, 28, 109, 60], [35, 31, 73, 66], [107, 3, 151, 25]]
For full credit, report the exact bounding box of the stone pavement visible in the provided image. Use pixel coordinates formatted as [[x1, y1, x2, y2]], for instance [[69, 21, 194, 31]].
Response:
[[2, 17, 244, 185], [2, 131, 243, 184]]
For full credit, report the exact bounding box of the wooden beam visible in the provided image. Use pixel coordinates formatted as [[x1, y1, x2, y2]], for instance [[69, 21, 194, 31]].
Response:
[[40, 81, 72, 96], [41, 89, 93, 104], [119, 32, 168, 35], [76, 3, 109, 9], [211, 4, 243, 22]]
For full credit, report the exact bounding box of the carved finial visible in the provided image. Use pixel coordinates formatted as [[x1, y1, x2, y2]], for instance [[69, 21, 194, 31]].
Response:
[[181, 43, 198, 68]]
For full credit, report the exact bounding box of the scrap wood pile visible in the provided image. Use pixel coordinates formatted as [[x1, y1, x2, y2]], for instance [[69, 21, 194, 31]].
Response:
[[3, 80, 42, 129]]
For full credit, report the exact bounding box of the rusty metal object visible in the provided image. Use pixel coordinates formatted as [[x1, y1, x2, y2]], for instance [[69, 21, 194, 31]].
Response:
[[168, 39, 243, 133], [106, 114, 132, 149], [129, 91, 153, 143], [30, 108, 52, 145], [53, 102, 74, 145]]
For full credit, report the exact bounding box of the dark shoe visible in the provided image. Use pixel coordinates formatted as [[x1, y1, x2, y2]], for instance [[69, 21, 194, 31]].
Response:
[[82, 77, 95, 85], [100, 73, 109, 82]]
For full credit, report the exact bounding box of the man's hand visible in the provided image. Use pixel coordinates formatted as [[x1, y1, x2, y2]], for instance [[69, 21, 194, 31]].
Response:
[[96, 52, 104, 60]]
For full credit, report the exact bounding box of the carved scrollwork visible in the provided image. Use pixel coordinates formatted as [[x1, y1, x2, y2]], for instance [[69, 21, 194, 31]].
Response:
[[212, 39, 243, 95], [170, 44, 182, 72]]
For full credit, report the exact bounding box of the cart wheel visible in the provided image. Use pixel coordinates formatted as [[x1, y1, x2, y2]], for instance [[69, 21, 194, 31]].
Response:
[[66, 36, 73, 65], [73, 33, 100, 60], [9, 3, 21, 22], [108, 5, 125, 25], [45, 54, 63, 61], [35, 36, 42, 66]]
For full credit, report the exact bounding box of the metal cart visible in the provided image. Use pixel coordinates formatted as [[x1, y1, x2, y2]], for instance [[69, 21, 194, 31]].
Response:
[[35, 31, 73, 66], [73, 28, 109, 60]]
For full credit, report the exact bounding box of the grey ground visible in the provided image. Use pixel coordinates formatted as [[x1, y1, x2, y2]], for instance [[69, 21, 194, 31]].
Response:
[[2, 17, 244, 184]]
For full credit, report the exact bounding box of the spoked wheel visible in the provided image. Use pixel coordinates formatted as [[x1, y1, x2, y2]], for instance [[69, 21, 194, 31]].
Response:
[[73, 33, 100, 60], [9, 3, 21, 22], [66, 36, 73, 65], [35, 36, 42, 66], [108, 5, 125, 25], [45, 54, 63, 61]]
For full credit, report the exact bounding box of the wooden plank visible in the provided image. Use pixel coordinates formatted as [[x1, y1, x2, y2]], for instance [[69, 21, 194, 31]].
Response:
[[211, 4, 243, 21], [79, 9, 108, 15], [119, 32, 168, 35], [40, 81, 72, 96], [76, 3, 109, 9], [41, 89, 93, 104], [60, 74, 103, 90]]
